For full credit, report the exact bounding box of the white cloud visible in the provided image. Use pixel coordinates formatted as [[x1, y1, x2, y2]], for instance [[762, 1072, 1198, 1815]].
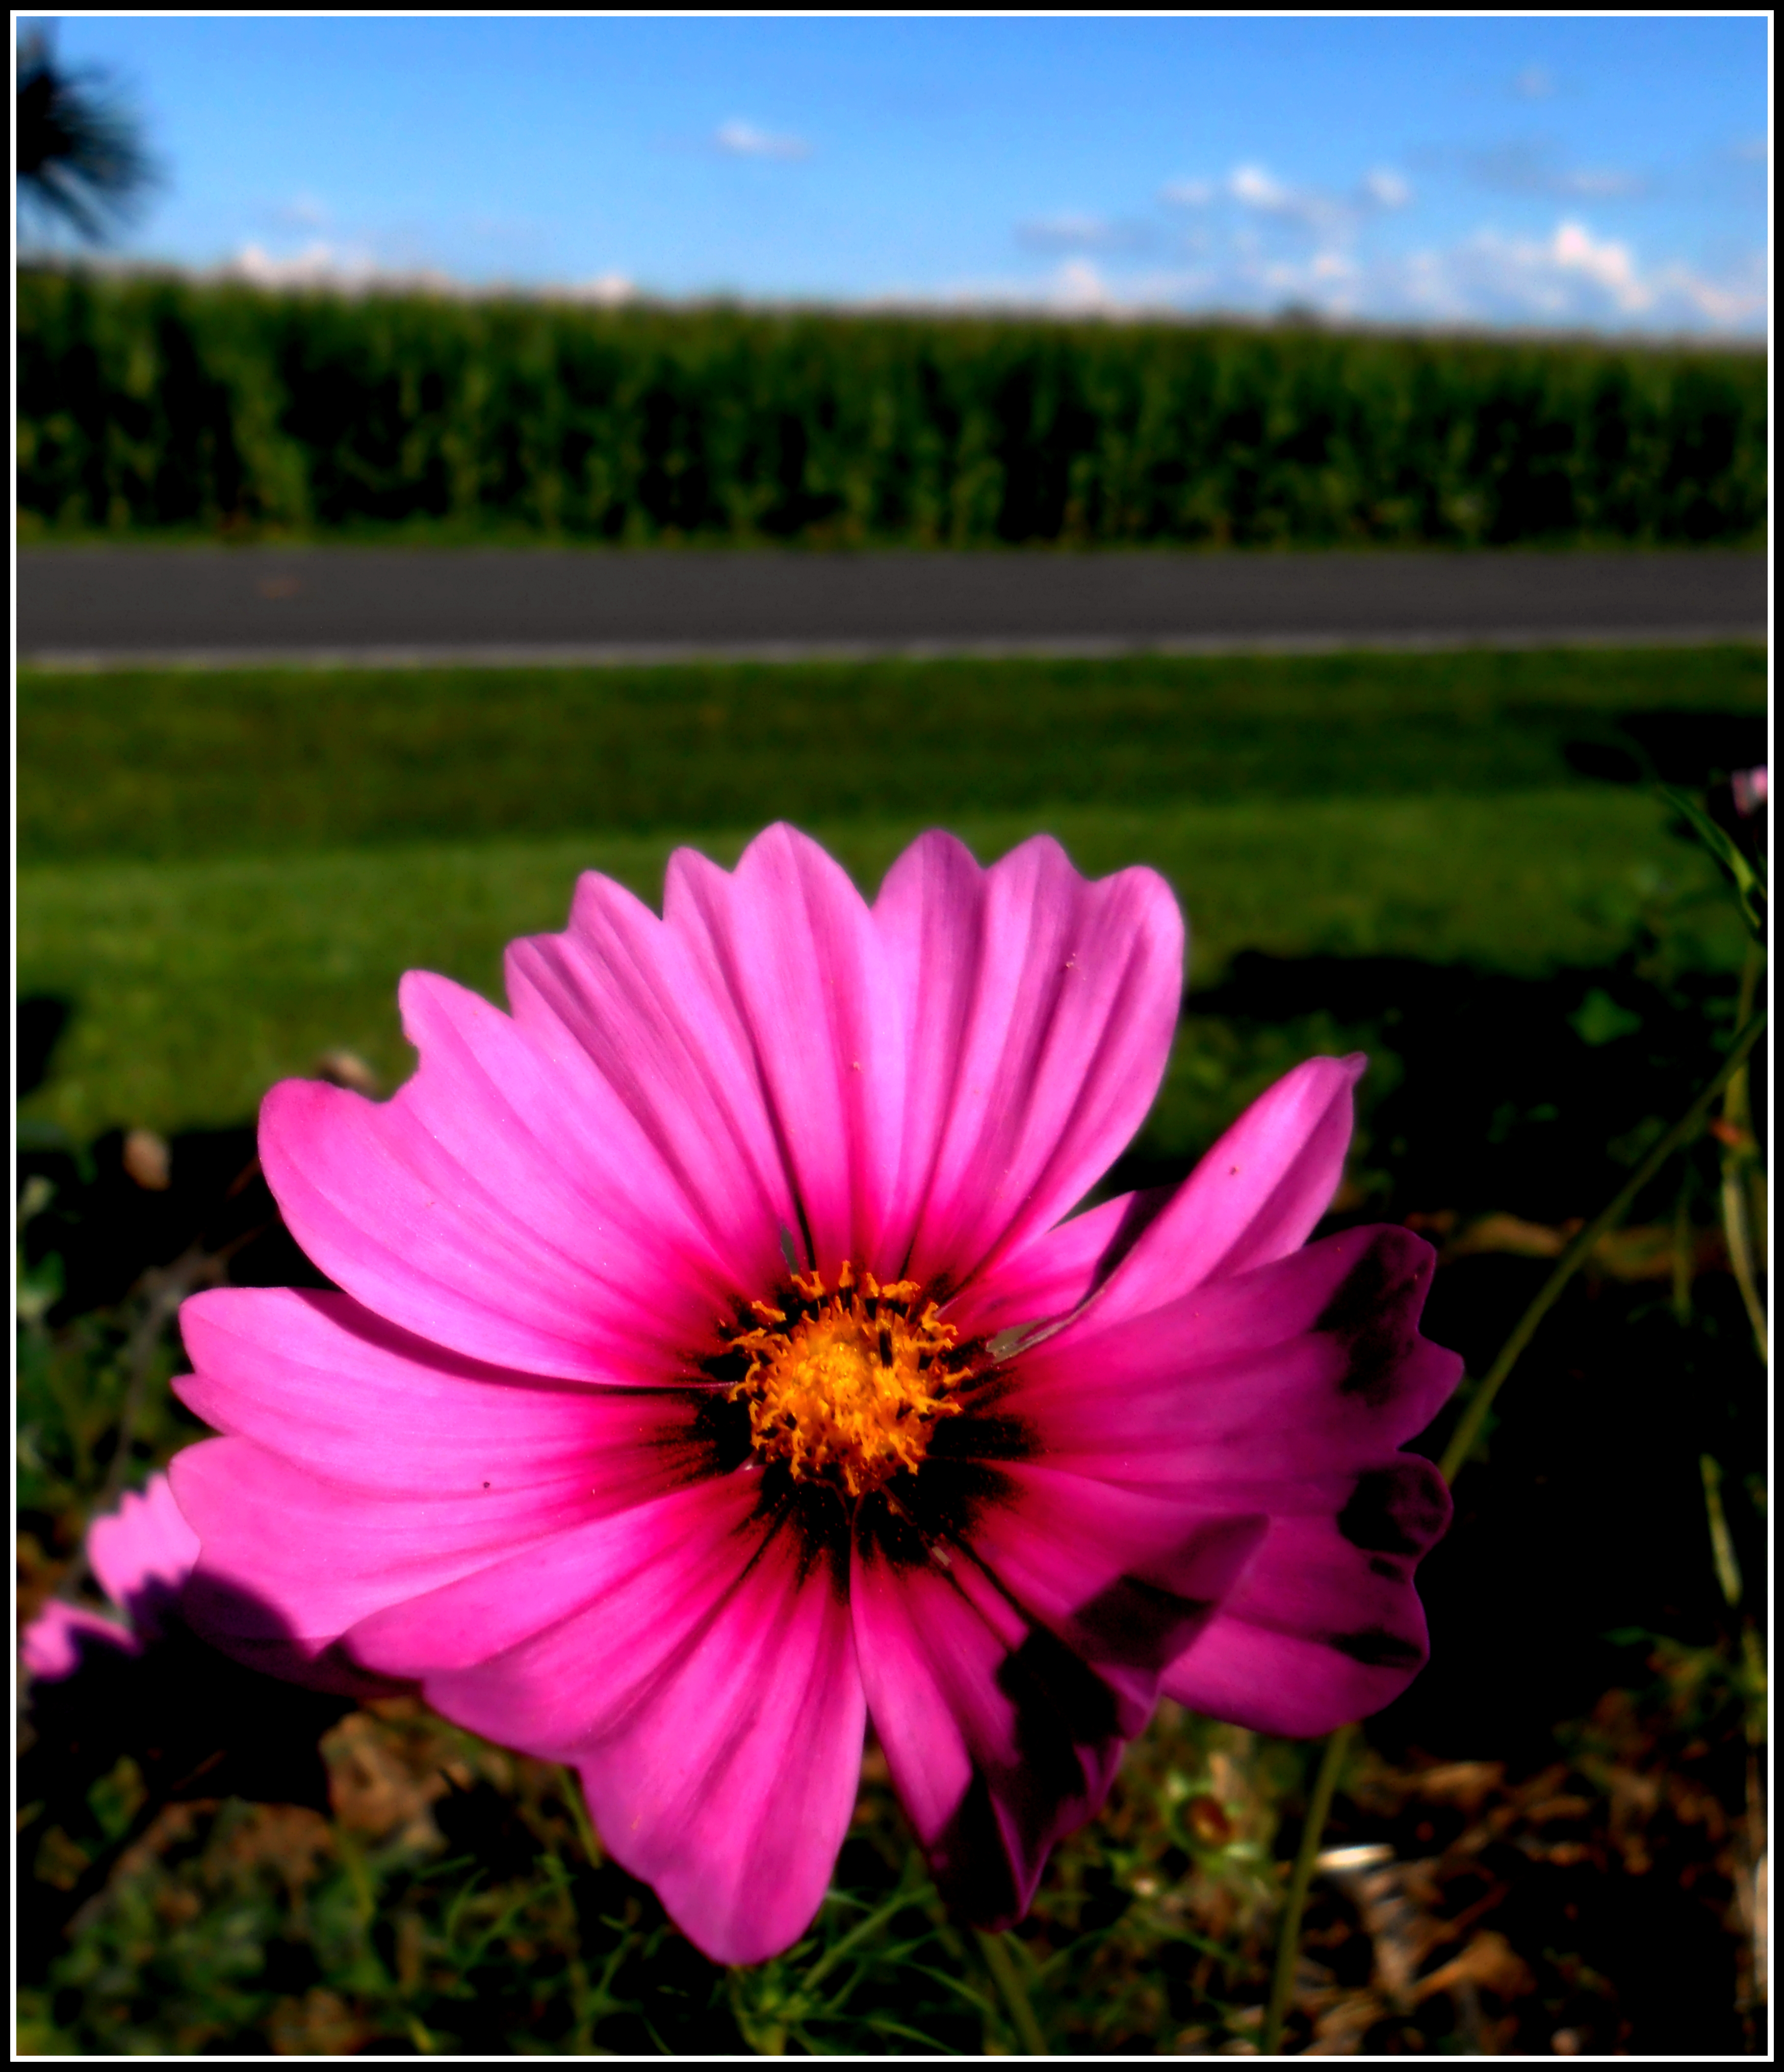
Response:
[[1229, 163, 1312, 219], [229, 240, 369, 287], [1649, 257, 1767, 330], [221, 245, 642, 305], [1229, 163, 1368, 236], [1513, 64, 1556, 100], [864, 256, 1215, 319], [1545, 220, 1647, 309], [693, 222, 1765, 332], [1049, 257, 1117, 311], [1165, 162, 1413, 238], [1394, 220, 1765, 331], [1444, 220, 1656, 320], [715, 119, 811, 161], [226, 240, 455, 292], [965, 203, 1764, 336], [1228, 164, 1285, 212], [557, 273, 636, 306]]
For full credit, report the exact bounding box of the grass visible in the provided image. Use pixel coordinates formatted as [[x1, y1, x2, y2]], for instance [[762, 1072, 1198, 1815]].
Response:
[[18, 644, 1762, 1141], [17, 645, 1766, 865], [18, 791, 1747, 1142]]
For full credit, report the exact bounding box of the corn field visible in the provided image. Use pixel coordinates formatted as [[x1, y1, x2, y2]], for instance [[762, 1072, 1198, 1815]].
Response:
[[17, 272, 1767, 549]]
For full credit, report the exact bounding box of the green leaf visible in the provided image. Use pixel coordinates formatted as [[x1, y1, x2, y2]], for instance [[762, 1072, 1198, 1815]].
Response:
[[1659, 784, 1767, 940], [1569, 987, 1643, 1047]]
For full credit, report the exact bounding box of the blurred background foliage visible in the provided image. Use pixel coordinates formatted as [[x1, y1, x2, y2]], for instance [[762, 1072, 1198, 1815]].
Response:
[[18, 273, 1768, 548]]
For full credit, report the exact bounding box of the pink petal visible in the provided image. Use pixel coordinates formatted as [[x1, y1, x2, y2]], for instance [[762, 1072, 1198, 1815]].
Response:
[[514, 827, 1182, 1305], [260, 971, 742, 1385], [852, 1537, 1132, 1928], [21, 1600, 137, 1680], [177, 1287, 715, 1504], [1076, 1055, 1365, 1331], [662, 825, 908, 1277], [1013, 1226, 1459, 1488], [1163, 1458, 1451, 1734], [344, 1474, 761, 1677], [946, 1185, 1171, 1344], [506, 866, 802, 1301], [998, 1227, 1457, 1735], [965, 1463, 1266, 1672], [87, 1472, 200, 1639], [168, 1420, 689, 1696], [360, 1477, 864, 1966], [873, 832, 1182, 1294]]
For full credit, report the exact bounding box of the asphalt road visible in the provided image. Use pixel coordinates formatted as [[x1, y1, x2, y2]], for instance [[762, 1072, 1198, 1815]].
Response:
[[18, 546, 1767, 667]]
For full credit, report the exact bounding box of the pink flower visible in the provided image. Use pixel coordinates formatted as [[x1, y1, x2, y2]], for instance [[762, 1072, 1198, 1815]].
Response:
[[169, 825, 1458, 1964], [21, 1473, 200, 1680], [1733, 766, 1768, 816]]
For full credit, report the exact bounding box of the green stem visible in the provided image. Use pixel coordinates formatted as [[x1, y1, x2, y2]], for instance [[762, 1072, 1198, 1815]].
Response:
[[1260, 1724, 1353, 2056], [1699, 1454, 1745, 1608], [975, 1928, 1049, 2056], [1719, 946, 1768, 1362], [1261, 1003, 1766, 2054], [556, 1765, 603, 1868], [801, 1866, 925, 1998], [1438, 1005, 1766, 1485]]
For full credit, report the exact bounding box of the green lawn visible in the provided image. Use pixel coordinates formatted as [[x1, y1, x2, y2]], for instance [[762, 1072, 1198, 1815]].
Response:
[[19, 790, 1746, 1144], [18, 645, 1765, 864], [18, 643, 1761, 1141]]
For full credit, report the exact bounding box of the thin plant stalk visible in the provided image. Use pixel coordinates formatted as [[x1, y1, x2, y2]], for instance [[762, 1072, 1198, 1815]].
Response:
[[557, 1766, 604, 1868], [1719, 944, 1768, 1362], [1261, 1723, 1354, 2054], [1699, 1454, 1745, 1610], [975, 1928, 1050, 2056], [1438, 1005, 1766, 1485], [1260, 1003, 1767, 2054]]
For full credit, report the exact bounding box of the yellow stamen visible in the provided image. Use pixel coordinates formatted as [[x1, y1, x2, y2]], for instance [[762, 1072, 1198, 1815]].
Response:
[[728, 1264, 964, 1499]]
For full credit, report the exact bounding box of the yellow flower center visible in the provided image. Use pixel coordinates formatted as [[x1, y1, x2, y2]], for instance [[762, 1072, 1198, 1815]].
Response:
[[728, 1263, 965, 1499]]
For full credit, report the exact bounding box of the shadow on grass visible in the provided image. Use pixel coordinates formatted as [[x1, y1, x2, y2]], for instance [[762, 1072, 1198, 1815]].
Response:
[[16, 1580, 764, 2055], [18, 993, 70, 1100], [19, 1595, 356, 1978]]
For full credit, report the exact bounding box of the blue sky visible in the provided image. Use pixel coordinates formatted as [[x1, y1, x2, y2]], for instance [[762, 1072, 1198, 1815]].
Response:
[[21, 15, 1771, 334]]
